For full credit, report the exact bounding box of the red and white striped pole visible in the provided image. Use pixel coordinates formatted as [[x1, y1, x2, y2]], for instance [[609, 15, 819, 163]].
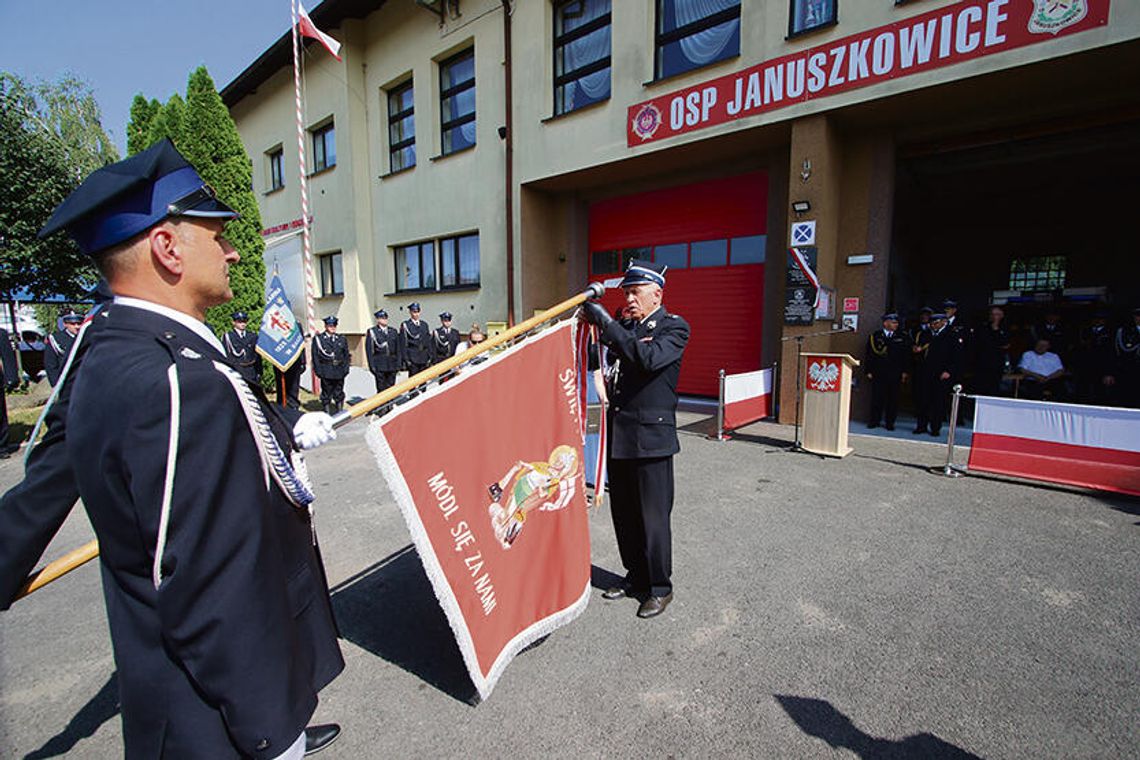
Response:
[[291, 0, 318, 340]]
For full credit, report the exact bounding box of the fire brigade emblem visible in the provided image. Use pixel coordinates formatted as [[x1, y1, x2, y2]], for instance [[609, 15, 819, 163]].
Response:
[[1028, 0, 1087, 35], [632, 103, 662, 141]]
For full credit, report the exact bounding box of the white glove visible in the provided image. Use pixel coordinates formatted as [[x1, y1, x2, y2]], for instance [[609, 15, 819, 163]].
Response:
[[293, 412, 337, 450]]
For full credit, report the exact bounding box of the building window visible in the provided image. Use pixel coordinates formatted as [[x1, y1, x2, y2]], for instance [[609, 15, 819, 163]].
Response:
[[554, 0, 612, 116], [655, 0, 741, 80], [730, 235, 766, 264], [1009, 256, 1067, 292], [440, 48, 476, 155], [441, 233, 480, 288], [319, 252, 344, 296], [788, 0, 837, 37], [267, 147, 284, 191], [396, 241, 437, 291], [691, 239, 728, 268], [653, 243, 688, 270], [388, 80, 415, 172], [312, 121, 336, 172]]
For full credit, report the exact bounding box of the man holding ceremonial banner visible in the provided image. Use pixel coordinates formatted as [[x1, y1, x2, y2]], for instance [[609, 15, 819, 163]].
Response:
[[581, 259, 689, 619]]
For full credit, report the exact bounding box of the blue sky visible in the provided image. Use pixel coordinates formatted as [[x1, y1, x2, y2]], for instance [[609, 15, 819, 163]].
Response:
[[0, 0, 299, 154]]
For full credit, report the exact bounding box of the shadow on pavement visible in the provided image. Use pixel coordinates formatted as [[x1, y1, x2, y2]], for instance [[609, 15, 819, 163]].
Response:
[[774, 695, 984, 759], [331, 544, 478, 705], [24, 672, 119, 759], [589, 564, 624, 591]]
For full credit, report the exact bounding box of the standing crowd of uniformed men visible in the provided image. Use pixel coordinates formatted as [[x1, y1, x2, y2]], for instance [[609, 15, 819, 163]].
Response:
[[865, 300, 1140, 433]]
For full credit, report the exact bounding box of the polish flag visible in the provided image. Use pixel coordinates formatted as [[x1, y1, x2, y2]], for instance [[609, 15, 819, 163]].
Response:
[[968, 396, 1140, 497], [298, 3, 342, 61], [723, 367, 773, 432]]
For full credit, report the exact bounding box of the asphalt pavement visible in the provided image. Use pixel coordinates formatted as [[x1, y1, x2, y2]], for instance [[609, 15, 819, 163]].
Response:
[[0, 413, 1137, 759]]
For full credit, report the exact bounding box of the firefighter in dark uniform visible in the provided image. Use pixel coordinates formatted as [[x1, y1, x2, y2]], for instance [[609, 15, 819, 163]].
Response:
[[433, 311, 461, 364], [1075, 309, 1116, 406], [909, 307, 933, 430], [0, 326, 18, 458], [400, 302, 432, 379], [864, 312, 911, 430], [580, 259, 689, 620], [43, 311, 83, 386], [31, 139, 343, 758], [222, 310, 262, 384], [973, 305, 1011, 398], [366, 309, 401, 394], [275, 347, 306, 411], [914, 312, 964, 437], [313, 315, 350, 414], [1115, 307, 1140, 408]]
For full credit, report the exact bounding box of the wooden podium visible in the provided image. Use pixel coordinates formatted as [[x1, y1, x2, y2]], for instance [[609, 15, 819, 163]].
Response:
[[800, 353, 860, 457]]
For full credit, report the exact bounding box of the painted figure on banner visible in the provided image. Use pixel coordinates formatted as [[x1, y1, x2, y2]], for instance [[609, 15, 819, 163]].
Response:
[[487, 444, 579, 548], [43, 311, 83, 386], [366, 309, 401, 396], [32, 139, 342, 757], [864, 312, 911, 430], [400, 302, 432, 384], [313, 315, 349, 414], [433, 311, 461, 364], [580, 259, 689, 620], [222, 310, 262, 384]]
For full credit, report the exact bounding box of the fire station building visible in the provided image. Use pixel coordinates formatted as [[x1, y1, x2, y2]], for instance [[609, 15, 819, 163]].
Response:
[[223, 0, 1140, 419]]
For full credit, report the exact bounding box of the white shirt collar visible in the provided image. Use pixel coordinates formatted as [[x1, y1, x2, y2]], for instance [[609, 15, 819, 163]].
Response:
[[638, 306, 664, 325], [113, 296, 226, 356]]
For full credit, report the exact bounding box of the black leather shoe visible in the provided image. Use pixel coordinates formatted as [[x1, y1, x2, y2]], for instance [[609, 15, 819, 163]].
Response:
[[929, 429, 941, 437], [636, 593, 673, 619], [866, 422, 879, 429], [304, 724, 341, 755], [602, 584, 630, 600], [911, 426, 925, 434], [885, 424, 895, 431]]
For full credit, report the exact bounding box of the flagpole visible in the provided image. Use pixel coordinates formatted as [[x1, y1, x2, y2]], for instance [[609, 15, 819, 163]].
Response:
[[331, 283, 606, 426], [291, 0, 319, 399], [12, 283, 607, 601]]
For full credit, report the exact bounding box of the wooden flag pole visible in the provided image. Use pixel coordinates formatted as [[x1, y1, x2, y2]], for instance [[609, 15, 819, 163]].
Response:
[[14, 283, 606, 600], [330, 282, 605, 426], [14, 539, 99, 601]]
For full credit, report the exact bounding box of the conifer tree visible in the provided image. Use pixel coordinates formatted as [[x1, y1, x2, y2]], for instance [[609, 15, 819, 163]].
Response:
[[126, 94, 160, 155], [146, 92, 186, 146], [180, 67, 266, 348]]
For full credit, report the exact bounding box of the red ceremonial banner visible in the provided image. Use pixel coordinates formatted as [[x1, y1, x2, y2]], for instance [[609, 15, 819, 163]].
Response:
[[367, 320, 591, 699], [628, 0, 1110, 146]]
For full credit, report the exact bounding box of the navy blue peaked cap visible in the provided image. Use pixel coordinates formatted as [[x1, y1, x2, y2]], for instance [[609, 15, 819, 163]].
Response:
[[39, 139, 238, 256], [374, 309, 388, 318], [620, 259, 666, 289]]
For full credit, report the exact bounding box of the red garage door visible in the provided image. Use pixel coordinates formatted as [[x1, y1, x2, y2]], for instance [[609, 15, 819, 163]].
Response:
[[588, 172, 767, 397]]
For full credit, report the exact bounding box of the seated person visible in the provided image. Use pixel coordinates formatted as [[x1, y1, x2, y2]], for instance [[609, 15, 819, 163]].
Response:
[[1018, 338, 1067, 399]]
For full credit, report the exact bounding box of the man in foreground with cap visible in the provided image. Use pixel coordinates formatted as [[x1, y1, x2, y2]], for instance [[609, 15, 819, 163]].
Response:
[[433, 311, 461, 364], [223, 310, 263, 384], [366, 309, 401, 395], [400, 303, 432, 383], [313, 315, 350, 414], [580, 259, 689, 619], [36, 139, 343, 758], [864, 312, 911, 430], [43, 311, 83, 386]]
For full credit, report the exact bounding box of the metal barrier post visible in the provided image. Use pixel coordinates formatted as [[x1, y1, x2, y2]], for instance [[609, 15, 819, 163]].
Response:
[[716, 369, 726, 441], [942, 384, 964, 477]]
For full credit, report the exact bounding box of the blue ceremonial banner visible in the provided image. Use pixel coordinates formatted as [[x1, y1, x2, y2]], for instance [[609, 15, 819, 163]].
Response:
[[257, 273, 305, 371]]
